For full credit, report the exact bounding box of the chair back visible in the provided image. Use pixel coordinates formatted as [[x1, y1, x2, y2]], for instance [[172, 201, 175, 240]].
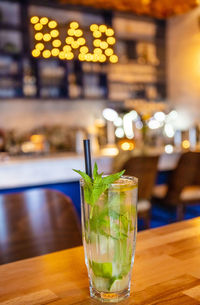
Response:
[[0, 189, 82, 264], [121, 155, 159, 200], [166, 151, 200, 204]]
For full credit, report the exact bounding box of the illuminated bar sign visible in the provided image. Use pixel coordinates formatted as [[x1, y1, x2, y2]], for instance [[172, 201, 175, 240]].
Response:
[[30, 16, 118, 63]]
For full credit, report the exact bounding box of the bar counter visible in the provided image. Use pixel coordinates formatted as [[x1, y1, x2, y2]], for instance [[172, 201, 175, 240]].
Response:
[[0, 150, 180, 189], [1, 217, 200, 304]]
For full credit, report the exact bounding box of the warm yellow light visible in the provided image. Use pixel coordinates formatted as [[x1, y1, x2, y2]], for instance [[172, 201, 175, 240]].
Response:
[[48, 20, 57, 29], [182, 140, 190, 149], [90, 24, 98, 32], [80, 46, 89, 54], [42, 50, 51, 58], [63, 45, 72, 53], [197, 0, 200, 5], [66, 52, 74, 60], [142, 0, 151, 5], [31, 16, 39, 24], [35, 32, 43, 41], [109, 54, 118, 63], [70, 21, 79, 29], [34, 23, 43, 31], [71, 41, 79, 49], [105, 48, 113, 56], [30, 134, 44, 144], [77, 37, 85, 45], [107, 37, 116, 45], [65, 37, 74, 44], [32, 49, 40, 57], [93, 54, 99, 62], [93, 39, 101, 47], [35, 43, 44, 51], [121, 142, 134, 151], [99, 54, 106, 63], [93, 30, 102, 38], [99, 24, 107, 32], [40, 17, 49, 25], [106, 28, 114, 36], [78, 53, 85, 61], [52, 39, 61, 47], [94, 48, 102, 55], [51, 48, 60, 56], [43, 33, 51, 42], [50, 30, 59, 38], [68, 29, 75, 36], [100, 41, 108, 49], [85, 53, 93, 61], [59, 51, 65, 60], [75, 29, 83, 37]]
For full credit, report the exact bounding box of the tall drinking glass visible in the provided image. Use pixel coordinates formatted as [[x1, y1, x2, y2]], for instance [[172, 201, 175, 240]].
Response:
[[81, 176, 138, 302]]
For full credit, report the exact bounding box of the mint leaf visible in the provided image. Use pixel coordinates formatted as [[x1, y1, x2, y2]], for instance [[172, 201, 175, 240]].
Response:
[[73, 169, 92, 184], [73, 164, 125, 207], [102, 170, 125, 186]]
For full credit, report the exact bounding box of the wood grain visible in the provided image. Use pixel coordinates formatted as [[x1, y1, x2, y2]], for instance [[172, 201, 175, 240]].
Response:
[[1, 218, 200, 304], [0, 290, 58, 305]]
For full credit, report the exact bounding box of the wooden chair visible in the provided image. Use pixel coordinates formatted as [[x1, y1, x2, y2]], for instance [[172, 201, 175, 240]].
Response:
[[0, 189, 82, 264], [153, 151, 200, 220], [120, 155, 159, 228]]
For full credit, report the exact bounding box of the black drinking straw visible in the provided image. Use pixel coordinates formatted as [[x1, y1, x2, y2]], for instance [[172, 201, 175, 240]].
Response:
[[83, 139, 92, 179]]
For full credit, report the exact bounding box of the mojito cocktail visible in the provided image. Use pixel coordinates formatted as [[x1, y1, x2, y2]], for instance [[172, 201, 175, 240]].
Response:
[[81, 175, 138, 302]]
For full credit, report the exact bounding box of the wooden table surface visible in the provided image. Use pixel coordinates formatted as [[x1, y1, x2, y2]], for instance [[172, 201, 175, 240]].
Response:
[[1, 217, 200, 305]]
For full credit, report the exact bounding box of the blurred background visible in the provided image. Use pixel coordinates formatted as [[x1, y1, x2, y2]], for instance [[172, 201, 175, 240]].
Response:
[[0, 0, 200, 236]]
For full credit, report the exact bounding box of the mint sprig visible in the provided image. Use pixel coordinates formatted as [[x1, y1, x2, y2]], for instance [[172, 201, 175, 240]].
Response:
[[73, 162, 125, 209]]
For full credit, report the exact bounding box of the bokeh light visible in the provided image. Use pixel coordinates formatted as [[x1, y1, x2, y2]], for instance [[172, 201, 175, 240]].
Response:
[[68, 29, 75, 36], [100, 41, 108, 49], [66, 52, 74, 60], [94, 48, 102, 55], [51, 48, 60, 56], [99, 54, 106, 62], [77, 37, 85, 45], [106, 28, 114, 36], [80, 46, 89, 54], [63, 45, 72, 52], [32, 49, 40, 57], [105, 48, 113, 56], [40, 17, 49, 25], [42, 50, 51, 58], [43, 33, 51, 42], [52, 39, 61, 47], [34, 23, 43, 31], [75, 29, 83, 37], [93, 31, 102, 38], [59, 51, 65, 60], [70, 21, 79, 29], [35, 33, 43, 41], [65, 37, 74, 44], [93, 39, 101, 47], [48, 20, 57, 29], [35, 43, 44, 51], [50, 30, 59, 38], [107, 37, 116, 45], [78, 53, 85, 61], [90, 24, 98, 32], [31, 16, 39, 24], [99, 24, 107, 32], [109, 54, 118, 63], [71, 41, 79, 49]]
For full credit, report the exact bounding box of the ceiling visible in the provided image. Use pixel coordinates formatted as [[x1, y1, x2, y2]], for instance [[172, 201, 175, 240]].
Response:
[[59, 0, 199, 19]]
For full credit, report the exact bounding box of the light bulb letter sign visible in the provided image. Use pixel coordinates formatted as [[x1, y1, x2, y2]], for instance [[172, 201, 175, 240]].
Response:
[[31, 16, 118, 63]]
